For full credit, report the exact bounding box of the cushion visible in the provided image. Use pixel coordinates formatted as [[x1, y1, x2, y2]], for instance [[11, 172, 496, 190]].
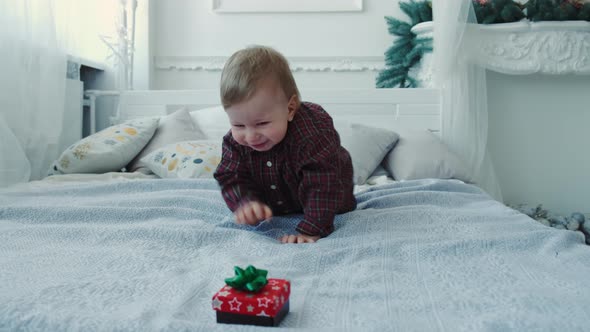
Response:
[[189, 106, 229, 142], [334, 121, 400, 185], [141, 140, 222, 179], [383, 130, 473, 182], [127, 108, 206, 173], [48, 118, 159, 175]]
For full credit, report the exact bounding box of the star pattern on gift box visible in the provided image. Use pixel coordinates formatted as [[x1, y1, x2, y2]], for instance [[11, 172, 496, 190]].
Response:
[[257, 297, 272, 308], [229, 297, 242, 311], [257, 310, 270, 317], [212, 278, 291, 318], [212, 297, 223, 310]]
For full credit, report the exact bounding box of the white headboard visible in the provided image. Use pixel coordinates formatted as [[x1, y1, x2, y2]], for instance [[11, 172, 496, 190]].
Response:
[[115, 88, 441, 133]]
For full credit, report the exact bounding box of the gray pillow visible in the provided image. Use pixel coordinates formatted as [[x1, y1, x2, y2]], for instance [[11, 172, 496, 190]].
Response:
[[334, 121, 400, 185], [383, 130, 473, 182], [127, 108, 206, 173]]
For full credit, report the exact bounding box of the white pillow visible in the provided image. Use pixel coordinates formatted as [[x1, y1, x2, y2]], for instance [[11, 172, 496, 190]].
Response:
[[189, 106, 229, 142], [334, 121, 400, 185], [383, 130, 474, 182], [140, 140, 222, 179], [127, 108, 206, 173], [48, 118, 159, 175]]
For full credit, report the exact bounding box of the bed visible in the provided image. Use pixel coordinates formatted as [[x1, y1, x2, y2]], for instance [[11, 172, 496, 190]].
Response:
[[1, 88, 589, 331]]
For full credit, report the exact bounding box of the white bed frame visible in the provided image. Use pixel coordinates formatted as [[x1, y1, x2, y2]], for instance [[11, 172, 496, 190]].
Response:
[[115, 88, 442, 133]]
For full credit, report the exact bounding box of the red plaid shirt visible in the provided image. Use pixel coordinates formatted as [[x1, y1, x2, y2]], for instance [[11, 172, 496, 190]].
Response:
[[214, 102, 356, 237]]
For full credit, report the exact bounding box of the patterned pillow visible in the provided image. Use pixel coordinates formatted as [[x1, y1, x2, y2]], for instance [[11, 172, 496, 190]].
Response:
[[127, 108, 206, 173], [48, 118, 159, 175], [141, 140, 222, 179]]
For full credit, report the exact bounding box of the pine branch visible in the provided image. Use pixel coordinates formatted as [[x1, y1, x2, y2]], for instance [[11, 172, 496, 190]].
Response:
[[376, 0, 432, 89], [385, 17, 412, 36]]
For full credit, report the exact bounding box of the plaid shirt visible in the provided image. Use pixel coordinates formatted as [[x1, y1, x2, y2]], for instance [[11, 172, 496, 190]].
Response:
[[214, 102, 356, 237]]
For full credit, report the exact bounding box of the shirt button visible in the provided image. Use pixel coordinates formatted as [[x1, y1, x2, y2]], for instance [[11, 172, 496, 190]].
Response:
[[270, 185, 277, 190], [266, 161, 272, 167]]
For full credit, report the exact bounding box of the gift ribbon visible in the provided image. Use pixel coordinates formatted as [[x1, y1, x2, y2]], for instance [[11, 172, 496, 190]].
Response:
[[225, 265, 268, 292]]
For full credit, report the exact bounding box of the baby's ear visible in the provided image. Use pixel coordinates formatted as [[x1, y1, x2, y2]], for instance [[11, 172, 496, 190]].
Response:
[[287, 95, 298, 121]]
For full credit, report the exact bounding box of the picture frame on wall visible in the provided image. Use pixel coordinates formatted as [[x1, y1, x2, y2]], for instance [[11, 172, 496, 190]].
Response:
[[212, 0, 363, 13]]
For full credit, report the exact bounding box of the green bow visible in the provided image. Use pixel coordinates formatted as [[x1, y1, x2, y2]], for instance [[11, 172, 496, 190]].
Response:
[[225, 265, 268, 292]]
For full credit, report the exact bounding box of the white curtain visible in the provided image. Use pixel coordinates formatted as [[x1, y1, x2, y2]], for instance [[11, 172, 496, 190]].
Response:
[[0, 0, 67, 186], [433, 0, 503, 201]]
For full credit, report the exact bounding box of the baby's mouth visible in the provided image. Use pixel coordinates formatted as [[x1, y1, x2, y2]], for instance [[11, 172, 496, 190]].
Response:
[[250, 142, 267, 150]]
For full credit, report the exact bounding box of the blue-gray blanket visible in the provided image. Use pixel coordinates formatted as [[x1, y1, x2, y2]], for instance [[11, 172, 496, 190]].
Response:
[[1, 178, 589, 331]]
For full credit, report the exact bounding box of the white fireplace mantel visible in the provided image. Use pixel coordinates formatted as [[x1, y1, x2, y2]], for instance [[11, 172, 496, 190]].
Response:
[[469, 21, 590, 75], [413, 20, 590, 76]]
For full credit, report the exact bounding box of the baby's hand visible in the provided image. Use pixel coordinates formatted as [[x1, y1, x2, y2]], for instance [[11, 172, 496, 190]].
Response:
[[235, 201, 272, 226], [280, 233, 320, 244]]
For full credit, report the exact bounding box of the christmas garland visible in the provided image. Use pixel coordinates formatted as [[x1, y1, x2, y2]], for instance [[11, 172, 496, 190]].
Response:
[[473, 0, 525, 23], [474, 0, 590, 23], [377, 0, 590, 89]]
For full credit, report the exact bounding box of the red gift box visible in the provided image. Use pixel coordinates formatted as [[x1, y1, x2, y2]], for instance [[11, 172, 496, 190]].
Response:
[[212, 278, 290, 326]]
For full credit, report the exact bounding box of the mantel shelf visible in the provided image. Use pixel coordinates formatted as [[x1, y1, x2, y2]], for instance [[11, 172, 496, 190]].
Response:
[[413, 20, 590, 75]]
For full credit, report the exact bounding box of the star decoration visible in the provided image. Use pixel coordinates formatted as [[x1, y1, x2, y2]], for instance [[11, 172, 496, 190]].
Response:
[[257, 297, 272, 308], [212, 297, 223, 310], [283, 284, 289, 292], [217, 290, 230, 297], [247, 305, 254, 313], [280, 295, 285, 304], [257, 310, 270, 317], [272, 286, 280, 291], [229, 297, 242, 311], [268, 280, 279, 285]]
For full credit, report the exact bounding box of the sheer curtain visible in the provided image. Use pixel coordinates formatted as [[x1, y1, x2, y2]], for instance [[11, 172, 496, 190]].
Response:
[[0, 0, 67, 186], [432, 0, 503, 201]]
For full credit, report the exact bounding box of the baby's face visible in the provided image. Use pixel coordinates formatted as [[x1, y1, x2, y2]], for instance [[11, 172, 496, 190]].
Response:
[[225, 79, 296, 152]]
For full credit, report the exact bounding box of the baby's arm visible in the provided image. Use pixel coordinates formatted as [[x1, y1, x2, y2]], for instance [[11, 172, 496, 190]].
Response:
[[214, 136, 269, 224], [294, 133, 346, 238]]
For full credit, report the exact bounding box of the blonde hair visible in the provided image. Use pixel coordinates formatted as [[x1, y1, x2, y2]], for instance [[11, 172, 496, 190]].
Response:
[[220, 45, 300, 109]]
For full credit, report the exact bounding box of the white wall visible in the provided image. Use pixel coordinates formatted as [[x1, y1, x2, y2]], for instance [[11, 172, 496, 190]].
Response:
[[487, 72, 590, 215], [151, 0, 403, 90]]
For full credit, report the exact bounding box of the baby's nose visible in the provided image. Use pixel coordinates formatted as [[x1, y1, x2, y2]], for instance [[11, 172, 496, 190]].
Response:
[[246, 130, 259, 141]]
